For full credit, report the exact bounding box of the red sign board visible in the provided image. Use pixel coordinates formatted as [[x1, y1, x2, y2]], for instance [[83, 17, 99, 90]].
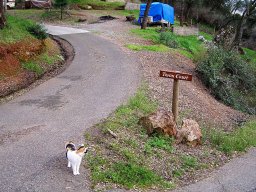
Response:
[[160, 70, 192, 81]]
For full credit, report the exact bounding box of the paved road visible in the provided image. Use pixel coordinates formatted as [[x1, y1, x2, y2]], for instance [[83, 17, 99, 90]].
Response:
[[174, 148, 256, 192], [0, 26, 140, 191]]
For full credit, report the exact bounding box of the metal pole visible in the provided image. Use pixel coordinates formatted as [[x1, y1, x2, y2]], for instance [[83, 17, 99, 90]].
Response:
[[172, 79, 179, 122]]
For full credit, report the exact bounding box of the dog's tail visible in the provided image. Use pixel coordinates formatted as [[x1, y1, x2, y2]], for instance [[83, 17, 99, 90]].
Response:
[[65, 141, 76, 151]]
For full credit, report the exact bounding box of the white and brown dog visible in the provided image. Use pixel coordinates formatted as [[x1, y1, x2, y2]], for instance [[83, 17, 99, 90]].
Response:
[[65, 142, 88, 175]]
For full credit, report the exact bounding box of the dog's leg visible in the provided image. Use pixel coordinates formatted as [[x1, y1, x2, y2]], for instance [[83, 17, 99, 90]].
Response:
[[76, 159, 82, 175], [72, 164, 77, 175], [67, 161, 71, 168]]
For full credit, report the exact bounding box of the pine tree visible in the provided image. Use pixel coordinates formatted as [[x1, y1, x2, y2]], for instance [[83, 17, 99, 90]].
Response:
[[54, 0, 68, 20]]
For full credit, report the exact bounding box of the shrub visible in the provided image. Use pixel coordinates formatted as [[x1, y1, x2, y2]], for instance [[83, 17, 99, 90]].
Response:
[[26, 24, 48, 40], [196, 47, 256, 114], [159, 32, 179, 48]]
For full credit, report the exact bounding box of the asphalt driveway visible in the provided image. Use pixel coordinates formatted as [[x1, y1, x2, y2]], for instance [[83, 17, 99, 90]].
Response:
[[0, 26, 140, 191]]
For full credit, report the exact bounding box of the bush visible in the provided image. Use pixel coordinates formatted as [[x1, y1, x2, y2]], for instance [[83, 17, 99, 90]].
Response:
[[196, 47, 256, 114], [159, 32, 179, 48], [26, 24, 48, 40]]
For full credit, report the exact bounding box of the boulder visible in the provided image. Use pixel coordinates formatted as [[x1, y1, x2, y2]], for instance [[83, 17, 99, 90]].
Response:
[[176, 119, 202, 146], [139, 109, 177, 137]]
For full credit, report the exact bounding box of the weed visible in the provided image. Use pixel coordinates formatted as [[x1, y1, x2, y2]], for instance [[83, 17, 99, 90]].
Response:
[[181, 155, 198, 169], [145, 135, 174, 153], [123, 138, 139, 148], [172, 168, 184, 178]]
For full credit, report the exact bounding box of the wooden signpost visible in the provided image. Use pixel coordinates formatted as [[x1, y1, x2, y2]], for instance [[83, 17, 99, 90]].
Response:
[[159, 70, 192, 122]]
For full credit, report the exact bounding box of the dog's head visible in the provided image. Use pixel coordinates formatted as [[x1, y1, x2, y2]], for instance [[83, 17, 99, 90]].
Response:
[[65, 141, 76, 151], [76, 144, 88, 156]]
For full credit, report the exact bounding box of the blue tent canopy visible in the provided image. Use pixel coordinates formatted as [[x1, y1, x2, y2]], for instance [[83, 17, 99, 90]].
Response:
[[139, 2, 174, 24]]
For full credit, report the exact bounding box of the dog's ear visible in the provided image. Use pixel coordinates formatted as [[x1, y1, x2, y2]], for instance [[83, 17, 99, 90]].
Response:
[[65, 141, 76, 151]]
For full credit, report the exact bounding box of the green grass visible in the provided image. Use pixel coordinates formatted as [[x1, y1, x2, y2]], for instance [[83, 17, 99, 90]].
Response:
[[131, 28, 159, 43], [40, 53, 62, 65], [0, 15, 35, 43], [181, 155, 198, 169], [88, 160, 173, 189], [131, 28, 206, 59], [199, 31, 213, 41], [145, 135, 174, 153], [68, 0, 124, 10], [242, 48, 256, 68], [116, 9, 140, 19], [22, 61, 44, 76], [7, 9, 44, 22], [126, 44, 170, 52], [209, 120, 256, 154]]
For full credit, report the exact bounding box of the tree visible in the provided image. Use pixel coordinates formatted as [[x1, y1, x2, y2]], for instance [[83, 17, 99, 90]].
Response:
[[141, 0, 152, 29], [0, 0, 6, 29], [54, 0, 68, 20], [231, 0, 256, 50]]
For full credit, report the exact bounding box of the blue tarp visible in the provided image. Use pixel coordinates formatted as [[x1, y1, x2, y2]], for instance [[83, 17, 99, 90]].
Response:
[[139, 2, 174, 24]]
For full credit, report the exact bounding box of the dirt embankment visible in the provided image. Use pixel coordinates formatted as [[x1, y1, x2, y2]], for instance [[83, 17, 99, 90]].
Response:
[[83, 19, 247, 129], [0, 36, 74, 102]]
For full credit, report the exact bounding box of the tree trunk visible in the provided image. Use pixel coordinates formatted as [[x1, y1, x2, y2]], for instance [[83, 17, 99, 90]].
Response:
[[180, 0, 184, 26], [231, 13, 247, 51], [0, 0, 6, 29], [141, 0, 152, 29]]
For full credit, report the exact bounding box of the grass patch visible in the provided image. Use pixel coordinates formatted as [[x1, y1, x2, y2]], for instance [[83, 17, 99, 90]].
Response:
[[116, 9, 140, 19], [21, 38, 62, 76], [242, 48, 256, 68], [145, 135, 174, 153], [131, 28, 206, 60], [209, 120, 256, 154], [126, 44, 170, 52], [0, 15, 36, 43], [68, 0, 124, 10], [22, 61, 44, 76], [181, 155, 198, 169], [199, 31, 213, 41], [131, 28, 159, 43], [39, 53, 62, 65], [88, 160, 173, 189]]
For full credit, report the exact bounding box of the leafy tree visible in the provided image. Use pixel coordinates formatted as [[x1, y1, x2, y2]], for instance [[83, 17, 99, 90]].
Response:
[[54, 0, 68, 20]]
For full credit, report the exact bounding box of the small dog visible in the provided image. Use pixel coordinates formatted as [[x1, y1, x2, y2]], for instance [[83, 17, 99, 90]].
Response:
[[65, 141, 88, 175]]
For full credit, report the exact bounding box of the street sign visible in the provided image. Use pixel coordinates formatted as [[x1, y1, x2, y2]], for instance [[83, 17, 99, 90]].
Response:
[[159, 70, 193, 122], [160, 70, 192, 81]]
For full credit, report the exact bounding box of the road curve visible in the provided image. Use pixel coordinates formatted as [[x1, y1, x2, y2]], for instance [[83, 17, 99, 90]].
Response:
[[0, 30, 140, 191]]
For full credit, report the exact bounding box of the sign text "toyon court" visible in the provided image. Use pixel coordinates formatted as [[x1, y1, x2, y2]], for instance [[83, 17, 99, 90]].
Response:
[[159, 70, 192, 81]]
